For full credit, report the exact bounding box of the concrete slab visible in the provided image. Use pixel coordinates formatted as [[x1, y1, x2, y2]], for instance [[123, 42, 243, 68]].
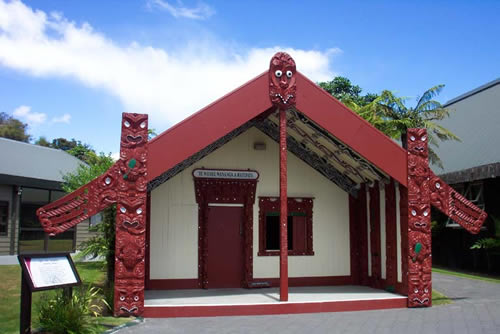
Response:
[[145, 285, 406, 306]]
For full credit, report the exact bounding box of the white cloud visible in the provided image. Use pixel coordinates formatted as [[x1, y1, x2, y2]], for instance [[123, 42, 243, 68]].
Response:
[[12, 105, 47, 124], [51, 113, 71, 124], [147, 0, 215, 20], [0, 0, 340, 129]]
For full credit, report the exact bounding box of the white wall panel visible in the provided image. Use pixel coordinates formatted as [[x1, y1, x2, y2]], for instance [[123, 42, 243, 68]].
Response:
[[150, 127, 350, 279]]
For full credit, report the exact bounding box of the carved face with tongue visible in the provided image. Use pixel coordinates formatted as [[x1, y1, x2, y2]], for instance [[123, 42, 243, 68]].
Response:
[[269, 52, 297, 110]]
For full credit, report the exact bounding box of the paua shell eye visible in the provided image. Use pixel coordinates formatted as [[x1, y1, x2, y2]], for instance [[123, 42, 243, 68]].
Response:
[[414, 288, 418, 293], [423, 210, 429, 217], [286, 70, 293, 78], [275, 70, 282, 78], [421, 135, 427, 141], [411, 210, 417, 216], [410, 136, 415, 141], [124, 121, 130, 128], [424, 288, 429, 293], [120, 296, 125, 301], [134, 296, 139, 301]]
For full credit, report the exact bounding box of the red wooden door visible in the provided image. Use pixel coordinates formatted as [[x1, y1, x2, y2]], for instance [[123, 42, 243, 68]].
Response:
[[207, 206, 244, 288]]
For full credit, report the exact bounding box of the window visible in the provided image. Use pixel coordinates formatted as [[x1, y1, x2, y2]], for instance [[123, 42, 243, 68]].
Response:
[[258, 197, 313, 256], [0, 201, 8, 236], [19, 188, 76, 253]]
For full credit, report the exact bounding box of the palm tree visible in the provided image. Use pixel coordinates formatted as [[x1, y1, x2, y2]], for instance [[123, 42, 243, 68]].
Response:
[[345, 85, 459, 169]]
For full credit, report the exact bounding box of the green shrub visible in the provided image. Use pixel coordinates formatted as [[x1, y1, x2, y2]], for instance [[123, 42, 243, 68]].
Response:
[[36, 286, 106, 334]]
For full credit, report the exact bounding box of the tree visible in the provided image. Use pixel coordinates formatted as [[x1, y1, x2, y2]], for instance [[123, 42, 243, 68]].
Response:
[[35, 136, 51, 147], [62, 150, 116, 289], [319, 76, 377, 106], [0, 112, 30, 142], [346, 85, 459, 168]]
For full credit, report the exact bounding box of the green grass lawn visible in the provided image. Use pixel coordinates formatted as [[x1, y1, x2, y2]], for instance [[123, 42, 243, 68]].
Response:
[[0, 262, 133, 334], [433, 267, 500, 284], [432, 289, 452, 306]]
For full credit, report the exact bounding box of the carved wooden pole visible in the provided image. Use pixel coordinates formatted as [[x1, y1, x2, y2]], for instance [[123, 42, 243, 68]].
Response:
[[114, 113, 148, 316], [406, 129, 432, 307], [279, 108, 288, 301], [269, 52, 296, 302]]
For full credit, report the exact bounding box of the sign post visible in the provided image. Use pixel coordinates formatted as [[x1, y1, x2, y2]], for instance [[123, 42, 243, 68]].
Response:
[[18, 253, 82, 334]]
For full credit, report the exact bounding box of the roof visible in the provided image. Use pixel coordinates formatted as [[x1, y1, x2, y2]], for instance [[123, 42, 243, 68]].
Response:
[[444, 78, 500, 107], [0, 137, 83, 188], [147, 71, 408, 193]]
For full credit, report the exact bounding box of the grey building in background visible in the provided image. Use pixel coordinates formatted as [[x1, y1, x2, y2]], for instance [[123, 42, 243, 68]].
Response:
[[0, 137, 96, 255], [431, 78, 500, 272]]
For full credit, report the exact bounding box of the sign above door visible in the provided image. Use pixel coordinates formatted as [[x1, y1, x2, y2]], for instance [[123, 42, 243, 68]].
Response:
[[193, 169, 259, 180]]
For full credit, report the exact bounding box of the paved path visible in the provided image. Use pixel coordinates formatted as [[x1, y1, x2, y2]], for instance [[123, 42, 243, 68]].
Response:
[[118, 273, 500, 334]]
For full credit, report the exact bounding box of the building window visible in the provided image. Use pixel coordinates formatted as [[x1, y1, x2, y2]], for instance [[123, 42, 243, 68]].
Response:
[[19, 188, 76, 253], [258, 197, 314, 256], [0, 201, 8, 236]]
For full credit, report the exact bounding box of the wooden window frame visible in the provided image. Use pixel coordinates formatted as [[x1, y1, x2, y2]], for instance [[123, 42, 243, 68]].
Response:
[[0, 201, 8, 236], [258, 196, 314, 256]]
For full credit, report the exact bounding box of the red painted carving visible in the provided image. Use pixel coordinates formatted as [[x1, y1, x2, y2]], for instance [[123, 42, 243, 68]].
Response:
[[369, 184, 381, 288], [113, 113, 148, 317], [269, 52, 297, 110], [429, 172, 487, 234], [385, 180, 397, 290], [279, 108, 288, 302], [193, 175, 257, 289], [406, 128, 431, 307], [114, 280, 144, 315], [37, 112, 148, 317], [36, 165, 119, 235]]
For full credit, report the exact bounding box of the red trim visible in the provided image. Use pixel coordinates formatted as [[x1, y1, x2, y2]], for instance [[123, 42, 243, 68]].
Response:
[[147, 72, 271, 182], [369, 184, 382, 288], [398, 183, 409, 296], [143, 298, 407, 318], [148, 279, 199, 290], [279, 109, 288, 302], [146, 71, 407, 187], [385, 180, 397, 290]]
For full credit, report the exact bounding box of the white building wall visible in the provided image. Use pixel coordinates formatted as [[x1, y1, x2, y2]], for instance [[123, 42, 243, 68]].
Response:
[[150, 127, 350, 280]]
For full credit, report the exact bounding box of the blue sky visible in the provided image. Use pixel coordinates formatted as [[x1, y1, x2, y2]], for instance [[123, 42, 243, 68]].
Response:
[[0, 0, 499, 156]]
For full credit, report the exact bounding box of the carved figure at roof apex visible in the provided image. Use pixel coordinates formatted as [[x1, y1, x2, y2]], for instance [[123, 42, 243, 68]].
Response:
[[269, 52, 297, 110]]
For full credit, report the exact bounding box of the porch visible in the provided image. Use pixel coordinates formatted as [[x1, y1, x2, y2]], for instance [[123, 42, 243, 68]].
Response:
[[143, 286, 407, 317]]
